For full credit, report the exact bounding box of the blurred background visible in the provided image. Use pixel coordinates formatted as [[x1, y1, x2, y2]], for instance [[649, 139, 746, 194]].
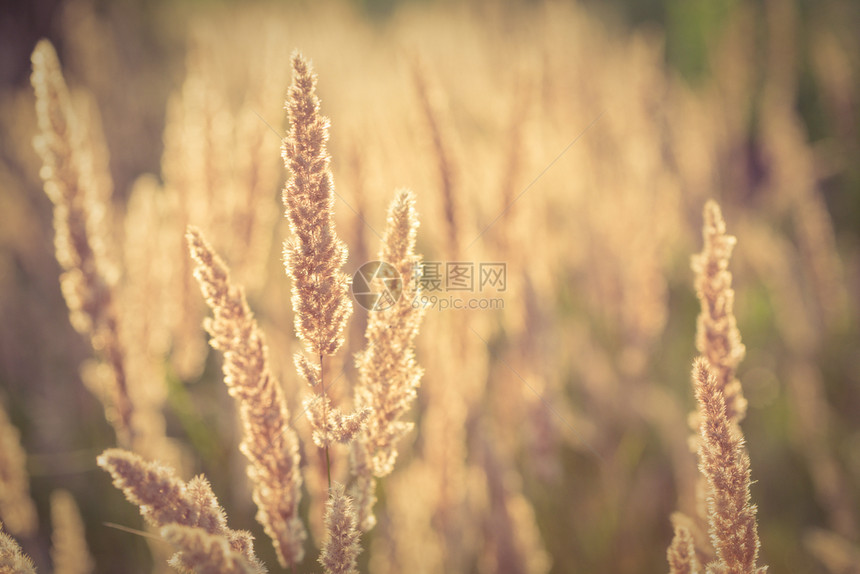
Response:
[[1, 0, 859, 572]]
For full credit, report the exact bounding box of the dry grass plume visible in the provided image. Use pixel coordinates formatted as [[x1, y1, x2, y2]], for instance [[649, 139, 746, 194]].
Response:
[[187, 226, 306, 568]]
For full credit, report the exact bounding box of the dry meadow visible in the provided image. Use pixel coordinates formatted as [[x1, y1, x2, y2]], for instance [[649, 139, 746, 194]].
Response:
[[1, 1, 859, 572]]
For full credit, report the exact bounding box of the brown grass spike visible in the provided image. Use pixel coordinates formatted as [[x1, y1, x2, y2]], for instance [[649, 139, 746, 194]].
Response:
[[96, 448, 265, 573], [161, 525, 263, 574], [693, 359, 766, 574], [187, 226, 306, 568], [30, 39, 133, 446], [318, 483, 361, 574], [352, 190, 426, 530], [667, 523, 700, 574], [0, 524, 36, 574], [281, 51, 352, 358], [691, 201, 747, 425]]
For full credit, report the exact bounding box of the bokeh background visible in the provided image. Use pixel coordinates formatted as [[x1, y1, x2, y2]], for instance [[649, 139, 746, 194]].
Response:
[[1, 0, 859, 572]]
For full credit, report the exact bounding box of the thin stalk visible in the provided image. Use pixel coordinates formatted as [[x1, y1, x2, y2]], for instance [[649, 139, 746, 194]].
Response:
[[320, 351, 332, 490]]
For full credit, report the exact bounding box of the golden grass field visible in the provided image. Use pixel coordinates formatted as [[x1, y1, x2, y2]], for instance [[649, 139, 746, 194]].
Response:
[[1, 0, 859, 572]]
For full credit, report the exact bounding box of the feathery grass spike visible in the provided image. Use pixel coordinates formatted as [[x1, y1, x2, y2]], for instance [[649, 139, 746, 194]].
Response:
[[351, 190, 426, 530], [304, 396, 371, 447], [349, 439, 378, 532], [354, 190, 426, 477], [187, 226, 306, 568], [162, 525, 264, 574], [667, 523, 700, 574], [693, 359, 766, 574], [319, 484, 361, 574], [691, 201, 747, 424], [96, 449, 264, 573], [281, 51, 352, 358], [30, 38, 133, 446], [0, 525, 36, 574]]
